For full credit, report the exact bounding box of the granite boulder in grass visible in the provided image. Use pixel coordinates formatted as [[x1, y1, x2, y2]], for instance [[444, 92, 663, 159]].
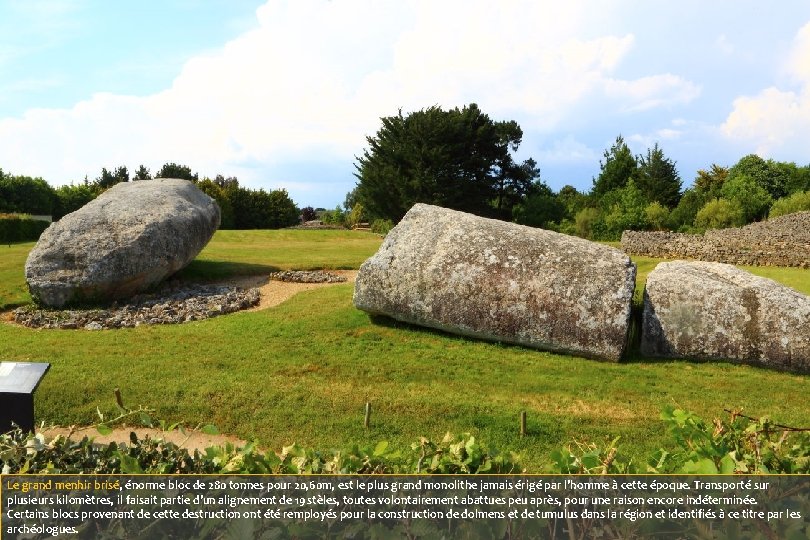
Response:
[[25, 178, 220, 308], [353, 204, 637, 361], [641, 260, 810, 373]]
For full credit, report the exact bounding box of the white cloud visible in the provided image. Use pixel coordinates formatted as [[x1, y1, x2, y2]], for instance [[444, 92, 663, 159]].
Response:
[[535, 136, 599, 164], [604, 74, 701, 112], [0, 0, 702, 203], [721, 21, 810, 156]]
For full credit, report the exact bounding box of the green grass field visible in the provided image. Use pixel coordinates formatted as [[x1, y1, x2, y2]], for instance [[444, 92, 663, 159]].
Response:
[[1, 230, 808, 471]]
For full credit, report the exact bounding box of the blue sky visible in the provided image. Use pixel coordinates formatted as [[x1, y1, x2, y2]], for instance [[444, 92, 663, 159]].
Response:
[[1, 0, 809, 209]]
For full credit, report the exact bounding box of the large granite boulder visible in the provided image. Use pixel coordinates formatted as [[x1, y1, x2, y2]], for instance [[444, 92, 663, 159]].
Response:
[[353, 204, 636, 361], [26, 178, 220, 307], [641, 261, 810, 373]]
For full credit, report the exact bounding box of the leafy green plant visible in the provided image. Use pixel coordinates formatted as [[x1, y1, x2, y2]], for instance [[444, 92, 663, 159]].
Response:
[[547, 407, 810, 474]]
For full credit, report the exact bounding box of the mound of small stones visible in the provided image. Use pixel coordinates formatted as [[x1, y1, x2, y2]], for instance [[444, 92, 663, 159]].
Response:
[[268, 270, 347, 283], [12, 283, 260, 330]]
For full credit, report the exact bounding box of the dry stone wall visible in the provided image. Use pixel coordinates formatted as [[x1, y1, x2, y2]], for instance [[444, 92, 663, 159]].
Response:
[[621, 211, 810, 268]]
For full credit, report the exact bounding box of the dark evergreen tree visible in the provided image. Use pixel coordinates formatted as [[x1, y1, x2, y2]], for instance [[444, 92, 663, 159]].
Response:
[[156, 162, 198, 181], [592, 135, 637, 197], [634, 143, 682, 208], [300, 206, 318, 221], [354, 103, 536, 222], [96, 166, 129, 190], [133, 164, 151, 180]]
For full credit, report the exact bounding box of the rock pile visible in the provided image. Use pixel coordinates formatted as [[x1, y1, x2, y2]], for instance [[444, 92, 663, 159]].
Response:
[[354, 203, 636, 361], [13, 284, 259, 330], [268, 271, 347, 283], [25, 178, 221, 308], [621, 211, 810, 268], [641, 261, 810, 373]]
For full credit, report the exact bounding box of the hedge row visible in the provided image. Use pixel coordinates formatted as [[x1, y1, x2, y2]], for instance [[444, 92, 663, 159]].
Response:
[[0, 215, 49, 244]]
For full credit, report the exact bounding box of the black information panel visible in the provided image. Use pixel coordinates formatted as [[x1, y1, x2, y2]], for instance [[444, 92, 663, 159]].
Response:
[[1, 474, 807, 538], [0, 362, 50, 433]]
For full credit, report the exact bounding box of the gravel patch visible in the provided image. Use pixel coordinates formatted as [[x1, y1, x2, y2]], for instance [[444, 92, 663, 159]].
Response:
[[12, 283, 260, 330]]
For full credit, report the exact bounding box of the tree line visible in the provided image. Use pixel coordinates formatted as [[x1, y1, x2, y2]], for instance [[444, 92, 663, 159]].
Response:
[[350, 104, 810, 239], [0, 163, 299, 230], [4, 102, 810, 238]]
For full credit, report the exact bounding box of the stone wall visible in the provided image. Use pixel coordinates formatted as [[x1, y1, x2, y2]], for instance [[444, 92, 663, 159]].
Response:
[[621, 211, 810, 268]]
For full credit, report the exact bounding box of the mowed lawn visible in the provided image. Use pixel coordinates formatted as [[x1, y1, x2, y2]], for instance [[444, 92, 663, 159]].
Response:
[[1, 229, 808, 471]]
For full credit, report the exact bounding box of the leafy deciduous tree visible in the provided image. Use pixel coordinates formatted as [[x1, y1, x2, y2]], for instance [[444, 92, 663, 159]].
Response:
[[694, 198, 745, 230], [600, 178, 649, 238], [720, 173, 772, 222], [694, 164, 728, 200], [53, 184, 95, 219], [0, 171, 56, 215], [728, 154, 788, 200], [512, 182, 565, 229]]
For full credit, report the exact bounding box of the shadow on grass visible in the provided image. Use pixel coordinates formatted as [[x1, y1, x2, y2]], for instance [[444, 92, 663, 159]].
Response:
[[367, 314, 606, 359], [0, 300, 30, 311], [176, 260, 281, 282], [368, 311, 680, 367]]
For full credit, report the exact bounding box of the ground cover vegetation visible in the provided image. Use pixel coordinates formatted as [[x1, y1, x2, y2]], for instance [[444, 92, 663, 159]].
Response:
[[1, 231, 808, 472]]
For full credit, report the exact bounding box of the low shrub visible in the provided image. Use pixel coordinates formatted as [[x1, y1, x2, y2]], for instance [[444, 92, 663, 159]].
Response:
[[769, 190, 810, 218], [549, 406, 810, 474], [370, 218, 393, 235]]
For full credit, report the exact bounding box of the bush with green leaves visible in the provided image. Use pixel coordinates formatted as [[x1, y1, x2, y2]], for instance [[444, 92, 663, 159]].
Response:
[[694, 197, 745, 230], [769, 190, 810, 219], [370, 218, 393, 235], [548, 406, 810, 474]]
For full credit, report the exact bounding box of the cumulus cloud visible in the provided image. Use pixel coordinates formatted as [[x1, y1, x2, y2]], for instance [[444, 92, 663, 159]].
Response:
[[721, 21, 810, 156], [0, 0, 701, 203]]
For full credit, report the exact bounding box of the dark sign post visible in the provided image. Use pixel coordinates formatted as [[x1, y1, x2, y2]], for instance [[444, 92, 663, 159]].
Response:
[[0, 361, 50, 433]]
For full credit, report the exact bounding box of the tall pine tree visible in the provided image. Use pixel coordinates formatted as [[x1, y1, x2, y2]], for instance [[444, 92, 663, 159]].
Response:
[[592, 135, 637, 197], [634, 143, 682, 208]]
